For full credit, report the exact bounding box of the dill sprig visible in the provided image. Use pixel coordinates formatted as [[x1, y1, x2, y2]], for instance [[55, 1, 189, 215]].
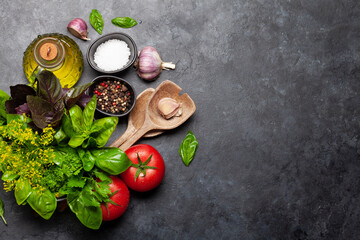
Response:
[[0, 115, 55, 193]]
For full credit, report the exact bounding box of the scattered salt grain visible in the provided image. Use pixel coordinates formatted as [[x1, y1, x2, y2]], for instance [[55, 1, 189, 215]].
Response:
[[94, 39, 131, 71]]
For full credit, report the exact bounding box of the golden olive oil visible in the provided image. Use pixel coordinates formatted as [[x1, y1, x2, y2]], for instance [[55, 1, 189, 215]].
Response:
[[23, 33, 84, 88]]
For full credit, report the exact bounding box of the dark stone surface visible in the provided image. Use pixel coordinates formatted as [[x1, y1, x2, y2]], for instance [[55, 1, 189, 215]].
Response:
[[0, 0, 359, 239]]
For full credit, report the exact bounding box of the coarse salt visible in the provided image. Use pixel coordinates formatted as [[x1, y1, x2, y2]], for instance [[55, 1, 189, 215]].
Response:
[[94, 39, 131, 71]]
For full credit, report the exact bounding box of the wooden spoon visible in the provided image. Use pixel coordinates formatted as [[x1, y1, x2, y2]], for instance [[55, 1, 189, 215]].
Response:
[[117, 80, 196, 151], [110, 88, 163, 148]]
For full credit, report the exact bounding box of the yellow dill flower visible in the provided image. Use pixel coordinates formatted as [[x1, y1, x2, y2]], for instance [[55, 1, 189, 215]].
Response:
[[3, 181, 15, 192]]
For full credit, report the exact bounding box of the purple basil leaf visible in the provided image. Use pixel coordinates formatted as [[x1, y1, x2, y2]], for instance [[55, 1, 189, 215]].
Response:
[[36, 70, 64, 106], [51, 108, 64, 128], [76, 93, 92, 108], [65, 83, 93, 109], [27, 95, 53, 129], [5, 99, 21, 114], [15, 103, 30, 115], [10, 84, 36, 103]]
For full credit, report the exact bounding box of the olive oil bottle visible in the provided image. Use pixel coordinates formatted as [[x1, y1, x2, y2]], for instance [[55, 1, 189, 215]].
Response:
[[23, 33, 84, 88]]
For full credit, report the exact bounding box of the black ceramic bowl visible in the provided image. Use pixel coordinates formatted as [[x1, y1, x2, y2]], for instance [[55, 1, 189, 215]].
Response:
[[86, 32, 137, 74], [88, 75, 136, 117]]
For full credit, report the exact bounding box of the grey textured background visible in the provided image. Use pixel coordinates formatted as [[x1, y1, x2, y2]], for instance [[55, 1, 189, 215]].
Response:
[[0, 0, 360, 239]]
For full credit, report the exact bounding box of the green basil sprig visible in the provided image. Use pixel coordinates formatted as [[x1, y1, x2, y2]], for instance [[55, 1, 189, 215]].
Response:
[[62, 95, 119, 149], [111, 17, 137, 28], [0, 198, 7, 225], [90, 9, 104, 34], [179, 131, 198, 166]]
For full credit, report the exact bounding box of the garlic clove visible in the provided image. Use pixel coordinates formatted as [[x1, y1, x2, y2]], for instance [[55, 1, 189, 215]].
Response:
[[67, 18, 90, 41], [157, 97, 182, 119]]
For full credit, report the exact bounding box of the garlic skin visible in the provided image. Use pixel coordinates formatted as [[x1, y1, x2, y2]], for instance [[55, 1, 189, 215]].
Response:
[[135, 46, 175, 81], [67, 18, 90, 41], [157, 97, 182, 119]]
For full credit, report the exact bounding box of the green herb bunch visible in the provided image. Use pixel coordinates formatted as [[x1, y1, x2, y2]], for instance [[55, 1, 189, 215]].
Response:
[[0, 71, 132, 228]]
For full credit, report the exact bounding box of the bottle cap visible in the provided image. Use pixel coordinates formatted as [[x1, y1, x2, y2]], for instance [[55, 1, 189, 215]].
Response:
[[39, 43, 58, 61]]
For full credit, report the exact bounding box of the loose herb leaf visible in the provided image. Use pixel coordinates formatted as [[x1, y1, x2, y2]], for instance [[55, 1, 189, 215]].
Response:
[[90, 9, 104, 34], [179, 130, 198, 166], [0, 198, 7, 225], [111, 17, 137, 28]]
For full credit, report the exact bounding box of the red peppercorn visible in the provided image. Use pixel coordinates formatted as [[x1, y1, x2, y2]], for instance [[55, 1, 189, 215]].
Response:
[[117, 85, 120, 89], [101, 82, 105, 86], [127, 92, 130, 96], [113, 102, 116, 106], [97, 92, 101, 96], [105, 84, 108, 88], [94, 90, 98, 94]]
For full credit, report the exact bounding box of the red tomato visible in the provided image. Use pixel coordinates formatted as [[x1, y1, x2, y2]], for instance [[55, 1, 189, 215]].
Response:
[[100, 176, 130, 221], [121, 144, 165, 192]]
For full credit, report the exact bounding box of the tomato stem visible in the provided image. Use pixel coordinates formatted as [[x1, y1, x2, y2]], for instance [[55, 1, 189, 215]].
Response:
[[133, 153, 157, 182]]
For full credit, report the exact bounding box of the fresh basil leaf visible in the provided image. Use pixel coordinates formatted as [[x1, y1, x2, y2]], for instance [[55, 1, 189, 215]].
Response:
[[27, 189, 57, 220], [90, 9, 104, 35], [179, 130, 198, 166], [69, 105, 84, 133], [0, 198, 7, 225], [90, 117, 118, 147], [77, 149, 96, 172], [62, 113, 76, 138], [82, 136, 97, 149], [15, 178, 32, 205], [92, 147, 131, 175], [1, 171, 19, 181], [54, 127, 68, 146], [69, 134, 87, 148], [83, 95, 96, 130], [111, 17, 137, 28]]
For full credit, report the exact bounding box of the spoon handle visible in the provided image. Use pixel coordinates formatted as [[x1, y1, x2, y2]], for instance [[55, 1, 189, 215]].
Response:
[[119, 126, 152, 151], [110, 127, 136, 148]]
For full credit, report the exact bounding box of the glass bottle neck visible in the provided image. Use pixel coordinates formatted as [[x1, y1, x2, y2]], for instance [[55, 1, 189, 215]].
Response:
[[33, 37, 65, 70]]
